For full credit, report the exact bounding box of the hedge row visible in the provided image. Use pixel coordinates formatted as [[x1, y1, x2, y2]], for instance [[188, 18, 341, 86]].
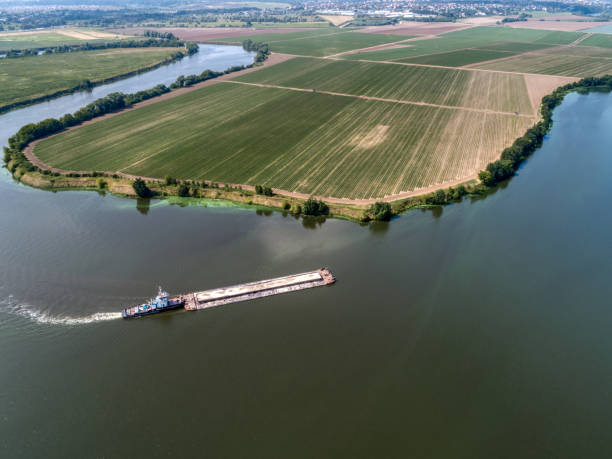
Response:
[[2, 37, 198, 59]]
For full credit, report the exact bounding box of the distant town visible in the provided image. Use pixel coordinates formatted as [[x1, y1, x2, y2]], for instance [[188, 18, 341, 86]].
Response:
[[1, 0, 612, 31]]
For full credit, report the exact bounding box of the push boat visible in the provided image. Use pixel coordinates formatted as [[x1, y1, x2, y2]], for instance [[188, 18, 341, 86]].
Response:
[[121, 286, 185, 318]]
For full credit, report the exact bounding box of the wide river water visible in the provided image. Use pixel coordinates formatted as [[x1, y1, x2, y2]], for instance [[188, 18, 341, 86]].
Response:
[[2, 44, 612, 457]]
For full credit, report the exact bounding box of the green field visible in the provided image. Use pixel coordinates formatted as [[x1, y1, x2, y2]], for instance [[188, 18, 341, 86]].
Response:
[[212, 29, 407, 56], [34, 82, 533, 199], [395, 49, 516, 67], [342, 27, 583, 61], [233, 57, 533, 114], [215, 29, 349, 44], [0, 47, 180, 109], [0, 29, 122, 51], [578, 33, 612, 48], [474, 47, 612, 77], [0, 32, 90, 51]]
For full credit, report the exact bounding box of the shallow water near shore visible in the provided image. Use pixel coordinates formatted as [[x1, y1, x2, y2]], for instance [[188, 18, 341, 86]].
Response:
[[3, 48, 612, 456]]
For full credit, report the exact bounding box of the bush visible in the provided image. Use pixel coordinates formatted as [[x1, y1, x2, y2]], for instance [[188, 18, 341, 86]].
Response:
[[96, 177, 107, 189], [177, 184, 190, 197], [303, 198, 329, 216], [132, 178, 152, 198], [426, 189, 447, 206], [282, 201, 291, 210], [164, 175, 177, 185], [368, 202, 393, 221]]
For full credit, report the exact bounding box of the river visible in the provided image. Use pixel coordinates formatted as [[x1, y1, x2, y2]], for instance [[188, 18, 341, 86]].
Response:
[[2, 45, 612, 458]]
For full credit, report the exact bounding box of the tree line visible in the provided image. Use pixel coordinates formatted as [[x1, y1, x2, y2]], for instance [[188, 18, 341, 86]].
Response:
[[2, 37, 198, 59], [478, 75, 612, 189], [143, 30, 178, 40], [242, 40, 270, 63]]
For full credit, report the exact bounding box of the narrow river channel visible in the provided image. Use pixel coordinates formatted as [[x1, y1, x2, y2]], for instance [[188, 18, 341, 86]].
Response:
[[2, 45, 612, 458]]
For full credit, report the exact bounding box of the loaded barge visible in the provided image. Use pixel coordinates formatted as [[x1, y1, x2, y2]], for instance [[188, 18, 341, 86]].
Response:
[[121, 268, 335, 319]]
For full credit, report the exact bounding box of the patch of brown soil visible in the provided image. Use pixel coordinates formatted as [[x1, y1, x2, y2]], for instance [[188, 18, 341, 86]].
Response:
[[523, 73, 579, 115], [351, 125, 389, 149], [57, 29, 119, 40], [457, 17, 505, 26], [358, 22, 471, 36], [108, 27, 317, 41], [319, 15, 353, 26]]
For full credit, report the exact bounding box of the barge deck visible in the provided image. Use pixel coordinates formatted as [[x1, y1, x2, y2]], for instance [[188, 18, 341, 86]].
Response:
[[184, 268, 335, 311]]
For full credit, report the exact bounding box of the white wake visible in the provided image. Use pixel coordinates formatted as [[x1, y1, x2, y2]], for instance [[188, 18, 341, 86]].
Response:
[[1, 294, 122, 326]]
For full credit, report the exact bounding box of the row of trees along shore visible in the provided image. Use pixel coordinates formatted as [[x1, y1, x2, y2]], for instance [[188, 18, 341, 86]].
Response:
[[241, 39, 270, 63]]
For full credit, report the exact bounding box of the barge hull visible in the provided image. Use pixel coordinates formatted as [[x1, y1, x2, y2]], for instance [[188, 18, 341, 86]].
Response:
[[184, 268, 335, 311]]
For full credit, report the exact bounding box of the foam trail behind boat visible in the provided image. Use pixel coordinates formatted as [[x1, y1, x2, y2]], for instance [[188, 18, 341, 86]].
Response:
[[1, 295, 122, 326]]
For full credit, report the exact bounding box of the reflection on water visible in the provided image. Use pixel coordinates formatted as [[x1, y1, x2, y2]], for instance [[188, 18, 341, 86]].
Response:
[[136, 198, 151, 215]]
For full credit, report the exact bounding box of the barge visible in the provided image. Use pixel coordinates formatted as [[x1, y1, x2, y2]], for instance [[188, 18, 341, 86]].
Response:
[[121, 268, 335, 319]]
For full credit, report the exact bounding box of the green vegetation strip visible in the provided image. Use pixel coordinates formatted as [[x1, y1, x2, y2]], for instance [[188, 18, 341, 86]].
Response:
[[342, 26, 584, 62], [474, 48, 612, 77], [0, 47, 183, 112], [33, 82, 532, 200], [212, 29, 407, 57], [395, 49, 516, 67], [0, 32, 94, 51], [578, 33, 612, 48]]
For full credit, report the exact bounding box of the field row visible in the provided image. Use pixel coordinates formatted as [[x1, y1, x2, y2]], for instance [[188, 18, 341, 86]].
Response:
[[341, 26, 584, 61], [233, 57, 534, 114], [474, 47, 612, 77], [35, 83, 533, 200], [213, 29, 408, 57]]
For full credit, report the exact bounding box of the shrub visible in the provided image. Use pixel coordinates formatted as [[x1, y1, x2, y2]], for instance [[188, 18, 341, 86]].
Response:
[[426, 189, 447, 206], [132, 178, 152, 198], [368, 202, 393, 221], [303, 198, 329, 216], [177, 184, 190, 197], [282, 201, 291, 210]]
